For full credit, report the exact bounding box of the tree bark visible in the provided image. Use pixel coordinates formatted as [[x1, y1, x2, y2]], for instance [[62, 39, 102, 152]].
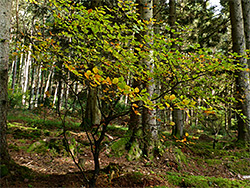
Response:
[[229, 0, 250, 143], [22, 44, 31, 105], [11, 0, 19, 94], [29, 64, 36, 109], [85, 87, 101, 125], [91, 0, 101, 8], [242, 0, 250, 72], [35, 65, 42, 107], [0, 0, 11, 164], [169, 0, 184, 138], [137, 0, 158, 156], [85, 0, 102, 128]]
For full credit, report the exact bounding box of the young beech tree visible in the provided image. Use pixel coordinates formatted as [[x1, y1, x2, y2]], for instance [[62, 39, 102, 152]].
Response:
[[29, 0, 242, 186], [0, 0, 11, 166]]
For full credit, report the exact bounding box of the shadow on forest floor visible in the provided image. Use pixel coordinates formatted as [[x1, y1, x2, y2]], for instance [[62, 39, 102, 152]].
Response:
[[1, 109, 250, 187]]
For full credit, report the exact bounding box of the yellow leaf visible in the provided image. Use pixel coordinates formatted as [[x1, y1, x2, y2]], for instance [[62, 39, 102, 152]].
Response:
[[182, 99, 189, 105], [185, 132, 189, 137], [192, 136, 199, 140], [88, 9, 93, 13], [90, 82, 97, 87], [169, 121, 175, 126], [169, 94, 176, 101], [84, 72, 89, 79], [134, 110, 141, 116], [85, 70, 92, 79], [125, 85, 131, 91], [134, 87, 140, 93], [94, 74, 102, 82], [132, 107, 141, 115], [93, 67, 98, 74], [204, 110, 215, 114], [112, 78, 119, 84], [132, 103, 139, 108], [164, 95, 169, 100], [86, 70, 92, 75], [45, 91, 51, 97], [191, 101, 196, 106], [165, 102, 170, 108], [157, 118, 162, 122], [106, 77, 112, 85]]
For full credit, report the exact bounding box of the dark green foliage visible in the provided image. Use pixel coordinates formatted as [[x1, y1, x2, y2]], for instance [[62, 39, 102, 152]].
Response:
[[8, 89, 26, 108], [0, 165, 9, 177]]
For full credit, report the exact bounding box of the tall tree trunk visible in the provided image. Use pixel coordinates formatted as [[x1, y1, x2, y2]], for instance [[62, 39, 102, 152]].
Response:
[[91, 0, 101, 8], [35, 65, 42, 107], [43, 66, 53, 100], [55, 63, 63, 112], [22, 44, 31, 106], [229, 0, 250, 143], [127, 1, 143, 156], [11, 0, 19, 94], [39, 68, 45, 104], [53, 82, 58, 107], [137, 0, 158, 156], [242, 0, 250, 72], [85, 87, 101, 125], [169, 0, 184, 138], [29, 65, 36, 109], [85, 0, 102, 127], [0, 0, 11, 165]]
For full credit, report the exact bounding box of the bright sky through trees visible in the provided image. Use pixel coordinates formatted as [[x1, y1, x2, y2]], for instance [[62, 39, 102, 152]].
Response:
[[209, 0, 222, 11], [209, 0, 221, 7]]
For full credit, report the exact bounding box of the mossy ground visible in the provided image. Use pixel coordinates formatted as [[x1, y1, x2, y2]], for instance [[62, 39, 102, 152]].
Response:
[[1, 109, 250, 187]]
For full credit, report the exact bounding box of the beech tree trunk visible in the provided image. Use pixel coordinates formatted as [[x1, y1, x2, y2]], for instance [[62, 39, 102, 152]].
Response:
[[29, 65, 36, 109], [0, 0, 11, 164], [11, 0, 19, 94], [35, 65, 42, 107], [229, 0, 250, 143], [85, 0, 102, 127], [21, 44, 31, 105], [85, 88, 101, 125], [137, 0, 158, 156]]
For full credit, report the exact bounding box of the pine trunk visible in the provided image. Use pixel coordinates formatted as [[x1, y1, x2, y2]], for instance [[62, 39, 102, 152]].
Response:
[[230, 0, 250, 143]]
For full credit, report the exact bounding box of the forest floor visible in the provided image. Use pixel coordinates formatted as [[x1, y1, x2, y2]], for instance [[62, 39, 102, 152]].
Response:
[[1, 109, 250, 187]]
